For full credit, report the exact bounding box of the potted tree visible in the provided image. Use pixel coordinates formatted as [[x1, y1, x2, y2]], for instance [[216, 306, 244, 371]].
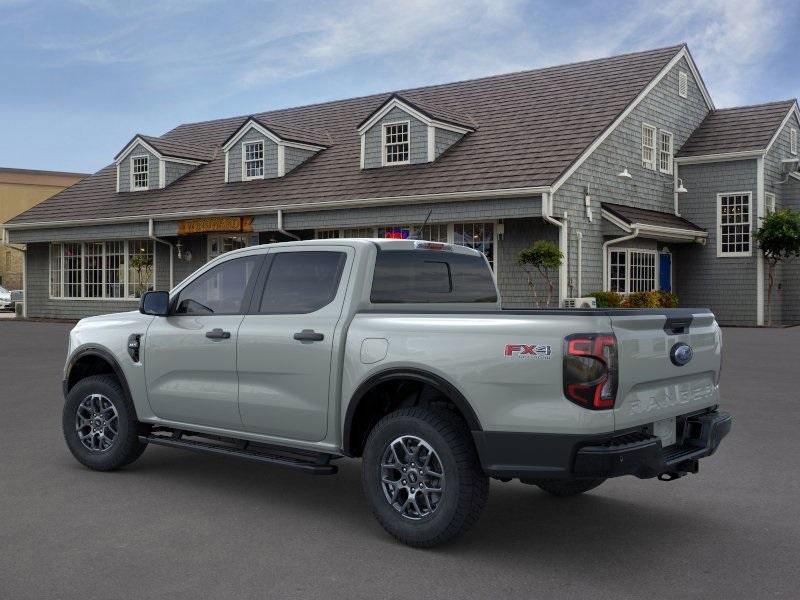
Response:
[[754, 208, 800, 326], [517, 240, 563, 308]]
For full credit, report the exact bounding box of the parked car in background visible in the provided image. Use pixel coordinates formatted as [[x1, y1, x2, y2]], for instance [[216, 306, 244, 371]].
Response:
[[0, 285, 13, 311]]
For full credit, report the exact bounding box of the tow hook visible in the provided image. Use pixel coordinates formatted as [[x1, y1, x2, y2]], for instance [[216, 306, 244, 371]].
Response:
[[657, 472, 683, 482]]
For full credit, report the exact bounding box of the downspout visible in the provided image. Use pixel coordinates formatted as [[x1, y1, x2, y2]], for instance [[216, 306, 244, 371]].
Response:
[[1, 227, 26, 316], [541, 192, 567, 306], [277, 209, 301, 241], [602, 228, 640, 291], [576, 231, 583, 297], [673, 161, 681, 216], [148, 219, 174, 290]]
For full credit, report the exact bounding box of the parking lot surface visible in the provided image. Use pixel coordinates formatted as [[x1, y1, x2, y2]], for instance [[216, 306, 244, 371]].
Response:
[[1, 321, 798, 599]]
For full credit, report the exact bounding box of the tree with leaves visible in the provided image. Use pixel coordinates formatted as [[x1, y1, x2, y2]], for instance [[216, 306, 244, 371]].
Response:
[[517, 240, 563, 308], [754, 208, 800, 326]]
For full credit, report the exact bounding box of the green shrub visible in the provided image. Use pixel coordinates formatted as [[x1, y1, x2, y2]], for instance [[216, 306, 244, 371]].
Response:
[[657, 290, 679, 308], [623, 291, 662, 308], [589, 291, 623, 308]]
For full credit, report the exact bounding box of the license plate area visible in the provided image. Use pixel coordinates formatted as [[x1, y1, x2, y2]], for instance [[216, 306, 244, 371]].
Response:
[[653, 417, 676, 448]]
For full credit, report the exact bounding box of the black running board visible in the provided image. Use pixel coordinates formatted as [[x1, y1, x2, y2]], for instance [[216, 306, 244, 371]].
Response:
[[140, 433, 338, 475]]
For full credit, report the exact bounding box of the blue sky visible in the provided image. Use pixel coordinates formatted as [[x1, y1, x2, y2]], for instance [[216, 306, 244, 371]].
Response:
[[1, 0, 798, 173]]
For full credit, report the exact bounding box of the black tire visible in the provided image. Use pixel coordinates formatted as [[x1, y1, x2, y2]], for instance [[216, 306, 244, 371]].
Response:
[[62, 374, 147, 471], [362, 407, 489, 548], [533, 478, 605, 497]]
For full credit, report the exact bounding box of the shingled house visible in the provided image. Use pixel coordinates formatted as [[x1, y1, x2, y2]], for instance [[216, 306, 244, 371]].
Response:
[[4, 44, 799, 325]]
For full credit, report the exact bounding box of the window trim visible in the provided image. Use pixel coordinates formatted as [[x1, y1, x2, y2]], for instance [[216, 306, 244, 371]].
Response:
[[658, 130, 674, 174], [716, 191, 753, 258], [48, 240, 156, 301], [381, 120, 411, 166], [790, 127, 798, 155], [242, 139, 266, 181], [642, 123, 657, 170], [766, 192, 776, 214], [130, 155, 150, 191], [678, 70, 688, 99], [606, 247, 659, 293]]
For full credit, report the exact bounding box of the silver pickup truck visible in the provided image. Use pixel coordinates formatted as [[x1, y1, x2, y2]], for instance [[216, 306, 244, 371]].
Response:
[[62, 238, 731, 547]]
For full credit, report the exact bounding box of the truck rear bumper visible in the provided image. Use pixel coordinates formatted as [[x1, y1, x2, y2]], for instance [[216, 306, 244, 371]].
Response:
[[473, 409, 732, 480]]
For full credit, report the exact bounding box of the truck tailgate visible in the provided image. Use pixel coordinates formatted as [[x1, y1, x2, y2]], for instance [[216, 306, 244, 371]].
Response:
[[610, 310, 721, 432]]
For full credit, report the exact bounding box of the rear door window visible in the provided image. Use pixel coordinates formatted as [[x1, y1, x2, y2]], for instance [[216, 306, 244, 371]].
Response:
[[370, 250, 497, 303], [257, 251, 347, 314]]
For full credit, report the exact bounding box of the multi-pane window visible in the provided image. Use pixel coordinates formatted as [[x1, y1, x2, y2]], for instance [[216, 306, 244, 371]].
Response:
[[453, 222, 494, 268], [791, 128, 797, 155], [49, 240, 154, 299], [244, 141, 264, 179], [718, 193, 752, 256], [659, 131, 674, 174], [316, 229, 341, 239], [678, 70, 688, 98], [642, 124, 656, 170], [766, 192, 776, 214], [343, 227, 375, 237], [383, 122, 410, 165], [608, 249, 657, 293], [131, 156, 149, 190]]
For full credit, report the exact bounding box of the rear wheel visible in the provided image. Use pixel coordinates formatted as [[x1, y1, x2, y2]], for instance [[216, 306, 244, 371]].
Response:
[[362, 407, 488, 548], [532, 478, 605, 497], [63, 374, 147, 471]]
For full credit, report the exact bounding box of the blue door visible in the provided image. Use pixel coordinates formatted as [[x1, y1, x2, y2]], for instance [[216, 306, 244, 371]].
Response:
[[659, 253, 672, 292]]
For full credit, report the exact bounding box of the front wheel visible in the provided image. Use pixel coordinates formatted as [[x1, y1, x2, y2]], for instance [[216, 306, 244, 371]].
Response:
[[62, 374, 147, 471], [362, 407, 489, 548]]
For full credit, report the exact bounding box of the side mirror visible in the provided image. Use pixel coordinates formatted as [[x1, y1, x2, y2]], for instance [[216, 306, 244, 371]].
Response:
[[140, 290, 170, 316]]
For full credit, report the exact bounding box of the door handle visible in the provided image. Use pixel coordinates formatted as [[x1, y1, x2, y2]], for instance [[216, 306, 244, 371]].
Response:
[[206, 328, 231, 340], [293, 329, 324, 342]]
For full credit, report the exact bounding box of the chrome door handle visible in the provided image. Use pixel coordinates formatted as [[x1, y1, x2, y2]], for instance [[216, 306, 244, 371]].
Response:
[[293, 329, 324, 342], [206, 328, 231, 340]]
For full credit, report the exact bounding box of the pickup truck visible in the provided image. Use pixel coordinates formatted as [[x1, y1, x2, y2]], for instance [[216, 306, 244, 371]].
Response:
[[62, 238, 731, 547]]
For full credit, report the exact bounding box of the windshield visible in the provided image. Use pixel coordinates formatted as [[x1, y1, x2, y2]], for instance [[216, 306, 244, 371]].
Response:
[[0, 285, 8, 294]]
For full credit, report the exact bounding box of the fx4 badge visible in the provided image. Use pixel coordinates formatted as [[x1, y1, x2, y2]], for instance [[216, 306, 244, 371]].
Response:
[[504, 344, 552, 359]]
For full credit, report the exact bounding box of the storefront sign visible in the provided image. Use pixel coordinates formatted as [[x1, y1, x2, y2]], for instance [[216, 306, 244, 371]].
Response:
[[177, 216, 254, 235]]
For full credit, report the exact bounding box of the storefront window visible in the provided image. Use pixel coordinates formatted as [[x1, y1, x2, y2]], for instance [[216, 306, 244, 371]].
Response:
[[49, 240, 154, 300], [453, 222, 494, 268], [208, 234, 247, 260]]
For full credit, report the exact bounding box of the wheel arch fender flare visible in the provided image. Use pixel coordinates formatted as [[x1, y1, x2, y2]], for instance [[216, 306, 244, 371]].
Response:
[[342, 367, 483, 456], [64, 346, 135, 410]]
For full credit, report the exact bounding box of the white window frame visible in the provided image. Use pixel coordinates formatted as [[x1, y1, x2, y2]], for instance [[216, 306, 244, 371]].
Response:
[[766, 192, 776, 214], [130, 155, 149, 191], [606, 248, 659, 293], [48, 240, 155, 300], [790, 127, 797, 155], [642, 123, 657, 170], [678, 70, 688, 99], [659, 130, 674, 174], [382, 120, 411, 166], [242, 140, 265, 180], [717, 192, 753, 257], [207, 234, 248, 260]]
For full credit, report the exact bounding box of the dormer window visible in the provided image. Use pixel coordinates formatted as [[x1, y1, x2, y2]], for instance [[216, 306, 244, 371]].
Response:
[[243, 141, 265, 179], [383, 122, 410, 165], [131, 156, 149, 190]]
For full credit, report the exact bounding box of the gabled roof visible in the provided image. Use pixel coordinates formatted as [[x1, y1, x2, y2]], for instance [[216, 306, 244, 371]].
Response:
[[356, 93, 475, 132], [677, 100, 798, 158], [11, 45, 696, 226], [602, 202, 706, 234], [114, 134, 215, 163], [221, 116, 331, 150]]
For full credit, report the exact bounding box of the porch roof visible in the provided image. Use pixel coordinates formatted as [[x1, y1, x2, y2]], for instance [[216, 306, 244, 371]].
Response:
[[601, 203, 706, 242]]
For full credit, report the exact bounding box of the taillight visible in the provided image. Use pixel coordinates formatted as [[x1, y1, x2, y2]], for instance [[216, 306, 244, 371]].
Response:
[[563, 333, 618, 409]]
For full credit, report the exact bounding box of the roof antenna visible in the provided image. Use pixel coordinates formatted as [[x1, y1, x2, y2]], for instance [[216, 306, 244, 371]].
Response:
[[412, 209, 434, 240]]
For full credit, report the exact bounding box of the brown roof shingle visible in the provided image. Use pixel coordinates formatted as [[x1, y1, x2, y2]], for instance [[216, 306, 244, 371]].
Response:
[[677, 100, 797, 157], [11, 45, 686, 225], [603, 202, 705, 232]]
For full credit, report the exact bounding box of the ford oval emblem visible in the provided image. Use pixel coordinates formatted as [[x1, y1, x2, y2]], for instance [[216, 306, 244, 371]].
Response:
[[670, 342, 693, 366]]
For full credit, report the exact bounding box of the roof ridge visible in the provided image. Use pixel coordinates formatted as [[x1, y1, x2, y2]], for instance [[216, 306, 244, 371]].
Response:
[[165, 44, 686, 134], [712, 99, 797, 112]]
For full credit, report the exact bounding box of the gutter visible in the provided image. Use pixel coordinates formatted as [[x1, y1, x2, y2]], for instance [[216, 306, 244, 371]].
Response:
[[277, 209, 300, 241], [148, 219, 174, 289], [602, 228, 640, 291], [3, 185, 553, 231]]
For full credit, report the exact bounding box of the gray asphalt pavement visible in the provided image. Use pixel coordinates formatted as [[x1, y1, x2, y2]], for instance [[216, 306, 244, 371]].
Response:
[[1, 321, 798, 599]]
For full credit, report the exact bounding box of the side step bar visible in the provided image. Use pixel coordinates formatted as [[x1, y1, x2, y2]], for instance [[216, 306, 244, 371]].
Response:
[[140, 431, 339, 475]]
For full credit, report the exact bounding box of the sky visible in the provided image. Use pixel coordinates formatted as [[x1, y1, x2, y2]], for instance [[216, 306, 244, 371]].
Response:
[[1, 0, 798, 173]]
